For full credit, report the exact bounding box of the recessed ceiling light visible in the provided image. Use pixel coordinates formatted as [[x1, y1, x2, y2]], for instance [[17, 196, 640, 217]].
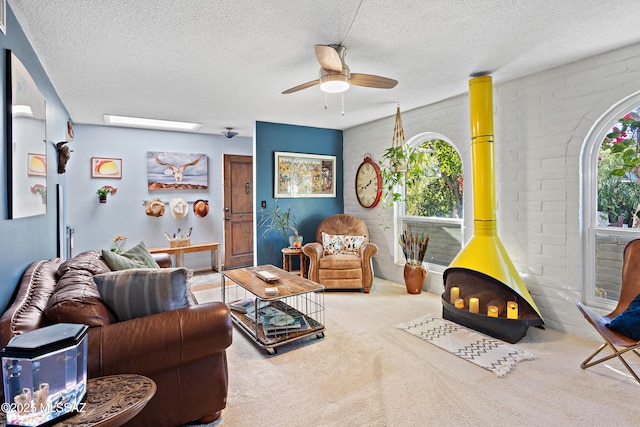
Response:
[[104, 114, 201, 131]]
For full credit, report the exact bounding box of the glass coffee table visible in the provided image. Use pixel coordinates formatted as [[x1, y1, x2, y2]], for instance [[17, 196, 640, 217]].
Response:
[[222, 265, 325, 354]]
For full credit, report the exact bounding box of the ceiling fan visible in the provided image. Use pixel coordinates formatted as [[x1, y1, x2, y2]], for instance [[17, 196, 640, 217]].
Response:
[[282, 44, 398, 94]]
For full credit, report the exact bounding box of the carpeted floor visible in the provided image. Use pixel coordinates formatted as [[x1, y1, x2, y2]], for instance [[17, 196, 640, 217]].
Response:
[[192, 276, 640, 427]]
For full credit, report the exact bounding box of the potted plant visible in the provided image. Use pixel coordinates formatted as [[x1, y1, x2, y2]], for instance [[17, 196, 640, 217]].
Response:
[[399, 226, 429, 294], [97, 186, 117, 203], [258, 200, 302, 248]]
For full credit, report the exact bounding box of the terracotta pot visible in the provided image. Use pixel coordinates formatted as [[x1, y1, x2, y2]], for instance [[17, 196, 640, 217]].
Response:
[[404, 263, 426, 294]]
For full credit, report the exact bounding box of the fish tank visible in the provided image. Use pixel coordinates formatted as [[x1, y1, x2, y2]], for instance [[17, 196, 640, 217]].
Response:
[[1, 323, 88, 427]]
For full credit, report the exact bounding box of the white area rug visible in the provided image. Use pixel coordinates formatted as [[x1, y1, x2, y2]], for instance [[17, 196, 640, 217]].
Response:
[[397, 315, 536, 377]]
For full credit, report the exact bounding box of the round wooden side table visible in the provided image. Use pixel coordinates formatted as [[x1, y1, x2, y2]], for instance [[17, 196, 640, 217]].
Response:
[[56, 374, 156, 427], [281, 247, 308, 278]]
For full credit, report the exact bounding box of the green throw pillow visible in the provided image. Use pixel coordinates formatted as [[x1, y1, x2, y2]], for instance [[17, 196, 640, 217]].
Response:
[[93, 267, 189, 321], [102, 241, 159, 271]]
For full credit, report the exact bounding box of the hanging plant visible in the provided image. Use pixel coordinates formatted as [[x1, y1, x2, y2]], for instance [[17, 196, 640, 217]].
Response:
[[378, 106, 419, 209]]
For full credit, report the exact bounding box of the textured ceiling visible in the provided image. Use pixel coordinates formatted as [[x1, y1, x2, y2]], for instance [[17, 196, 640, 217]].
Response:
[[9, 0, 640, 137]]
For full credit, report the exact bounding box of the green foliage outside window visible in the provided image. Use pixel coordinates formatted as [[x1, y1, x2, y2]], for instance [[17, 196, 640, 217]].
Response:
[[405, 139, 463, 218], [597, 108, 640, 226]]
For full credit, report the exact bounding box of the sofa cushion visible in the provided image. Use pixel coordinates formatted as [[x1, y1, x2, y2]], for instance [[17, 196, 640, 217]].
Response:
[[45, 250, 116, 327], [607, 293, 640, 340], [322, 232, 365, 255], [102, 241, 159, 271], [93, 267, 190, 321], [0, 259, 62, 347]]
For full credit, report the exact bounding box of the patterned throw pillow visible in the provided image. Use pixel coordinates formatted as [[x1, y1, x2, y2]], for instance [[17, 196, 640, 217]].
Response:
[[93, 267, 189, 321], [322, 232, 366, 255], [101, 241, 159, 271]]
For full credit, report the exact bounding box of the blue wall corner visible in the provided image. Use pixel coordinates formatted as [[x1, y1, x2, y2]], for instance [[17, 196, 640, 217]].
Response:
[[255, 121, 343, 266]]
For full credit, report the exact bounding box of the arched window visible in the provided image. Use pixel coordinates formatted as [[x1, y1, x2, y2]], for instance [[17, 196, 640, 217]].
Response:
[[397, 133, 464, 267], [582, 94, 640, 309]]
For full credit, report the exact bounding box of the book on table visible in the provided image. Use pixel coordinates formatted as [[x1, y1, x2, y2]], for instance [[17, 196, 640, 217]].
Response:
[[244, 304, 310, 335], [230, 297, 268, 313]]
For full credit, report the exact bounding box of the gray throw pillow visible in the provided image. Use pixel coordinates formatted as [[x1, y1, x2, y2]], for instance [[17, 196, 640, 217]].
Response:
[[101, 241, 159, 271], [93, 267, 189, 321]]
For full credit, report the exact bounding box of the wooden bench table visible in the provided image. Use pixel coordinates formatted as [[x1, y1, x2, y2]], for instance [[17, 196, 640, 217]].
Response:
[[148, 242, 221, 272]]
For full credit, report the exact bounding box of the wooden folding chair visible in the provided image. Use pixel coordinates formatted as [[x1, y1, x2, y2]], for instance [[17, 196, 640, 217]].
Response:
[[575, 238, 640, 383]]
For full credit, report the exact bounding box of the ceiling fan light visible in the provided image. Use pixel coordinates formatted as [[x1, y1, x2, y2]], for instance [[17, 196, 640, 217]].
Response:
[[319, 74, 350, 93]]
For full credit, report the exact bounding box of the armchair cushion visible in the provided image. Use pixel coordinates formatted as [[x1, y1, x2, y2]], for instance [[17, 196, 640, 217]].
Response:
[[101, 241, 159, 271], [322, 232, 366, 255], [94, 267, 190, 321], [318, 253, 362, 269], [607, 293, 640, 340]]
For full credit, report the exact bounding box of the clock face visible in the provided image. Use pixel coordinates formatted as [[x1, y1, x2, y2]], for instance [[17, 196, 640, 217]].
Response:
[[356, 159, 382, 208]]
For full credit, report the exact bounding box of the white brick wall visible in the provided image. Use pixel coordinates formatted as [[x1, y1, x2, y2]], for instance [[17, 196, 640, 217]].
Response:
[[343, 42, 640, 340]]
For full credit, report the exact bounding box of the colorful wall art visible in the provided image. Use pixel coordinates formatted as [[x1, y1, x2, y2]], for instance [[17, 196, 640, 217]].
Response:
[[147, 151, 208, 190], [91, 157, 122, 178]]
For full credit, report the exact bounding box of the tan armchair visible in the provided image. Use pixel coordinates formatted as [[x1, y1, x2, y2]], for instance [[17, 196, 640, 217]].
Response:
[[303, 214, 378, 292]]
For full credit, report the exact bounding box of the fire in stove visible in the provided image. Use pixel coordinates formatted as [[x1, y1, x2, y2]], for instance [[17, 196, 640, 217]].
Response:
[[441, 75, 544, 343]]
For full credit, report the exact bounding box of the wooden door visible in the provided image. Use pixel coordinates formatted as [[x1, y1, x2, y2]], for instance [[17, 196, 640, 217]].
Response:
[[223, 154, 254, 269]]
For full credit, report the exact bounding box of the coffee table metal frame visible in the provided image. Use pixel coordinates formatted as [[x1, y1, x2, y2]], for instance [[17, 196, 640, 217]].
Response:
[[221, 264, 325, 354]]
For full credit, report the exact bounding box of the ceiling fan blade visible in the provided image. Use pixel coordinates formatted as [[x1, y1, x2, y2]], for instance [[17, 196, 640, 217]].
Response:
[[282, 79, 320, 94], [350, 73, 398, 89], [315, 45, 343, 72]]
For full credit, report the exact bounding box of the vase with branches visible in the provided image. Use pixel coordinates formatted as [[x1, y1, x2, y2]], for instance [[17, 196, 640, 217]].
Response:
[[398, 225, 429, 294]]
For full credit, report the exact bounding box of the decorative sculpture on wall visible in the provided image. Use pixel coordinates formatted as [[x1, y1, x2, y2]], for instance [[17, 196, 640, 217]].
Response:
[[55, 141, 72, 174]]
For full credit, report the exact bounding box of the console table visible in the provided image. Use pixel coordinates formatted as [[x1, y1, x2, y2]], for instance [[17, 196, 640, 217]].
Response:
[[149, 242, 221, 272]]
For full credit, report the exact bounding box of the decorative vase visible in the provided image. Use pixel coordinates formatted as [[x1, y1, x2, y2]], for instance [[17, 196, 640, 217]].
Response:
[[289, 235, 303, 249], [99, 195, 107, 203], [403, 263, 426, 294]]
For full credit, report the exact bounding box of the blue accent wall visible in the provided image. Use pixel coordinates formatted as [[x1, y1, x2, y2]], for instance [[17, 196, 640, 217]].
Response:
[[255, 121, 343, 266], [0, 4, 70, 313]]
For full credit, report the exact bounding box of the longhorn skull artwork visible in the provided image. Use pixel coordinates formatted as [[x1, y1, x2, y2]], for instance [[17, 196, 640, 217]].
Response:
[[151, 152, 204, 183]]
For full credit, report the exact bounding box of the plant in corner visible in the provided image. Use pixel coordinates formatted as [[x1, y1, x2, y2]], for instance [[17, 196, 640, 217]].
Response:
[[258, 200, 302, 248], [398, 226, 429, 294]]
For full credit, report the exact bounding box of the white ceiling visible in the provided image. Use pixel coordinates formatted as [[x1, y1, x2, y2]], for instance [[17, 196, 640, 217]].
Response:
[[9, 0, 640, 137]]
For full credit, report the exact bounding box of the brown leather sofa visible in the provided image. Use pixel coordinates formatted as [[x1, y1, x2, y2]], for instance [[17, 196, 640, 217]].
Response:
[[303, 214, 378, 292], [0, 250, 232, 427]]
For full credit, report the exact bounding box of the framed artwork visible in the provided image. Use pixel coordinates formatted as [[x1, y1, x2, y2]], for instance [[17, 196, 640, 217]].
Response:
[[91, 157, 122, 178], [147, 151, 208, 190], [28, 153, 46, 176], [274, 151, 336, 198]]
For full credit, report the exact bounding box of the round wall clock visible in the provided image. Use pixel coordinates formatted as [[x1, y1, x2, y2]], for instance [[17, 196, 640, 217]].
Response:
[[355, 155, 382, 208]]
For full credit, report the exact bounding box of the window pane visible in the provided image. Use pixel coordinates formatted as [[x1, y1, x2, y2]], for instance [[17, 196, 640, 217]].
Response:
[[594, 233, 636, 301], [402, 219, 462, 266], [597, 107, 640, 228], [405, 140, 463, 219]]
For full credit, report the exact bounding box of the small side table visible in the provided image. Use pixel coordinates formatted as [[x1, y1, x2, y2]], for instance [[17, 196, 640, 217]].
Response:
[[56, 374, 156, 427], [282, 247, 307, 278]]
